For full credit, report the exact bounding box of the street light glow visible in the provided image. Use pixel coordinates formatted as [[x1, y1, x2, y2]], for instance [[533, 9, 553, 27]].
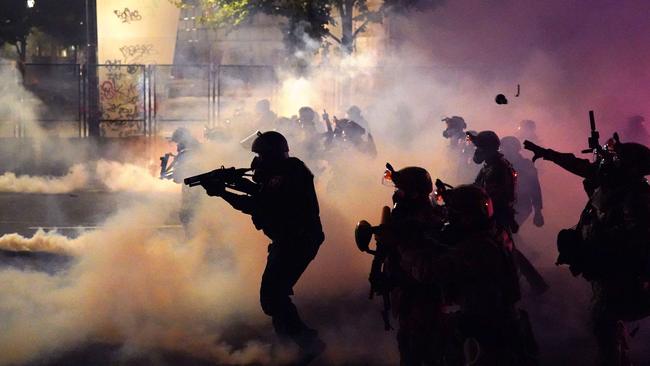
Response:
[[27, 0, 35, 8]]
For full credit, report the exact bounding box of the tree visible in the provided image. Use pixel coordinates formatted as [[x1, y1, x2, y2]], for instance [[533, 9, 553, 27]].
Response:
[[0, 0, 33, 68], [32, 0, 85, 51], [173, 0, 441, 60]]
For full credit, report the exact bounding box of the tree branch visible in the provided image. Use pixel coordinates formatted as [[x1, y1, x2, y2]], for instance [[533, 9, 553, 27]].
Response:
[[325, 30, 342, 44]]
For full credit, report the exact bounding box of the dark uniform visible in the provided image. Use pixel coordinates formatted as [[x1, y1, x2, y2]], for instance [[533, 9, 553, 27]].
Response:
[[525, 140, 650, 365], [368, 167, 446, 365], [169, 128, 202, 231], [203, 131, 325, 359], [409, 185, 536, 366], [470, 131, 548, 294], [501, 136, 544, 227]]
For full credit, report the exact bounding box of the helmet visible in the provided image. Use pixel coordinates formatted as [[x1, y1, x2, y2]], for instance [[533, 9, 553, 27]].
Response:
[[469, 130, 500, 151], [500, 136, 522, 154], [444, 184, 494, 222], [495, 94, 508, 105], [298, 106, 315, 122], [251, 131, 289, 155], [442, 116, 467, 131], [616, 142, 650, 177], [519, 119, 536, 131], [171, 127, 192, 144], [347, 105, 361, 116], [391, 166, 433, 195]]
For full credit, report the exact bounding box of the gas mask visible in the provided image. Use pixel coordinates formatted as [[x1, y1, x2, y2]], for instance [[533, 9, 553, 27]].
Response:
[[473, 148, 486, 164]]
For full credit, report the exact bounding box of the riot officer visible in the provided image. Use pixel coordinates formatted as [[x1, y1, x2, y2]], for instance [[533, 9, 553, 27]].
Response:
[[500, 136, 544, 227], [515, 120, 541, 145], [407, 185, 537, 366], [346, 105, 370, 132], [468, 131, 518, 233], [169, 127, 201, 231], [442, 116, 468, 149], [254, 99, 278, 130], [525, 138, 650, 366], [376, 165, 446, 366], [201, 131, 326, 362], [469, 131, 549, 294]]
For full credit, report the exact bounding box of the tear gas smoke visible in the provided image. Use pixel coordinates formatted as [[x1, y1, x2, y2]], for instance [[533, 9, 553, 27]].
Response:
[[0, 164, 88, 194], [2, 0, 650, 364], [0, 160, 178, 194]]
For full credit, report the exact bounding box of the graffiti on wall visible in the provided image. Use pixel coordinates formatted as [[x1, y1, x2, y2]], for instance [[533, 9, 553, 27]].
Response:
[[99, 61, 144, 137], [113, 8, 142, 23], [119, 44, 155, 64]]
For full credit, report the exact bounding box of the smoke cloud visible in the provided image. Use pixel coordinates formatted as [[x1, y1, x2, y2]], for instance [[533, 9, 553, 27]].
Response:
[[1, 0, 650, 364]]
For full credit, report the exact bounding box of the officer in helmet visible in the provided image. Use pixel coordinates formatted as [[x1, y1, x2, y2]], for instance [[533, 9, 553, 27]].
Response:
[[378, 165, 446, 365], [408, 184, 538, 366], [525, 137, 650, 365], [169, 127, 201, 232], [202, 131, 326, 362], [469, 131, 549, 295], [346, 105, 370, 132], [500, 136, 544, 228], [442, 116, 468, 148], [515, 120, 540, 145], [468, 131, 518, 233]]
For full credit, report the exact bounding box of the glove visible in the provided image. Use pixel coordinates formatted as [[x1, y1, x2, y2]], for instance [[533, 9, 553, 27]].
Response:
[[201, 181, 225, 197], [523, 140, 549, 162], [533, 210, 544, 227]]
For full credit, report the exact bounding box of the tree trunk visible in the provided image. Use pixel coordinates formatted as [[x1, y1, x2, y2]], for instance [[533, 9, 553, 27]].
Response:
[[14, 39, 27, 78], [340, 0, 355, 54]]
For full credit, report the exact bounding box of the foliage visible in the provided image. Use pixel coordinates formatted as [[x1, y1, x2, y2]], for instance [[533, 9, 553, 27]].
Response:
[[172, 0, 443, 58], [0, 0, 33, 63], [32, 0, 86, 48]]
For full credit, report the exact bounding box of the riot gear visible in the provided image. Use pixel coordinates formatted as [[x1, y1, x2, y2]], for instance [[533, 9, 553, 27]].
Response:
[[251, 131, 290, 157], [444, 184, 494, 224], [442, 116, 467, 141], [524, 111, 650, 365], [391, 166, 434, 196]]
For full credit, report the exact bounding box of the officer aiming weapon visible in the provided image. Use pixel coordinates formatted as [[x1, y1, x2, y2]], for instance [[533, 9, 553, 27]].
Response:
[[184, 166, 259, 196], [355, 205, 393, 331]]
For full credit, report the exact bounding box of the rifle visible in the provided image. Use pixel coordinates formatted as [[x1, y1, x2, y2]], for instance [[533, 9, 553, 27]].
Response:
[[355, 206, 393, 331], [159, 153, 175, 180], [184, 166, 259, 196], [581, 110, 600, 155]]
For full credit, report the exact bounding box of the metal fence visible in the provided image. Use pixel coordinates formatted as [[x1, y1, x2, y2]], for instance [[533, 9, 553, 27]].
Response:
[[0, 63, 281, 138], [1, 63, 437, 138]]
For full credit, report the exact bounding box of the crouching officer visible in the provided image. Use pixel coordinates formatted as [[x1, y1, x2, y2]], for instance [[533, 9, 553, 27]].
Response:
[[407, 185, 538, 365], [201, 131, 326, 362]]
